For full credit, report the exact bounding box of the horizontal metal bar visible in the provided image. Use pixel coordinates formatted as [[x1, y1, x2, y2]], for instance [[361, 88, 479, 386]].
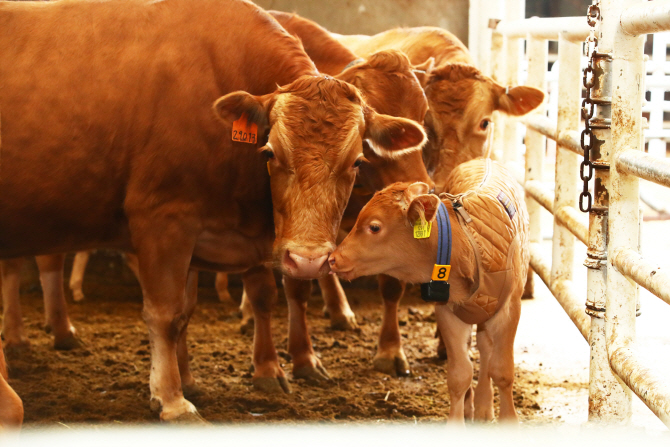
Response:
[[610, 344, 670, 428], [521, 115, 582, 155], [610, 247, 670, 307], [494, 16, 590, 42], [529, 243, 590, 341], [620, 0, 670, 36], [524, 180, 588, 245], [616, 149, 670, 189]]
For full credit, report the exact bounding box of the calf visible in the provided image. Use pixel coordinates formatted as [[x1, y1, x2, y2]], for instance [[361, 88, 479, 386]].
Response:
[[330, 158, 529, 424], [0, 340, 23, 430], [0, 0, 425, 421]]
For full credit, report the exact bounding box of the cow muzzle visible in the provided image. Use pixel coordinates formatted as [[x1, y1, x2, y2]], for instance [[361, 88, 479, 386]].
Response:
[[280, 245, 333, 279]]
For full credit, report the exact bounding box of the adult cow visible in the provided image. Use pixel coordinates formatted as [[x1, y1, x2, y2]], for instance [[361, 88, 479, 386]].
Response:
[[0, 0, 425, 421]]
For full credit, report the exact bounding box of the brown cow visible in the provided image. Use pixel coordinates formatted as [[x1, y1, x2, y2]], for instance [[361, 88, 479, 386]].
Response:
[[330, 158, 529, 424], [0, 0, 425, 421]]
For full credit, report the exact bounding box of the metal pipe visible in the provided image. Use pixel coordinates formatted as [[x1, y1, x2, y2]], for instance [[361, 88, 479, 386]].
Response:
[[520, 115, 583, 155], [556, 206, 589, 246], [616, 149, 670, 189], [502, 0, 525, 164], [551, 33, 580, 286], [609, 345, 670, 427], [620, 0, 670, 36], [605, 0, 646, 424], [495, 16, 591, 42], [611, 247, 670, 307], [524, 180, 553, 213], [490, 31, 505, 160], [530, 243, 590, 341]]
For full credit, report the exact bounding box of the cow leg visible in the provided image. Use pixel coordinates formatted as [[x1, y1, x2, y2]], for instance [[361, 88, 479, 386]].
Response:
[[0, 341, 23, 429], [435, 304, 473, 426], [214, 272, 231, 303], [473, 325, 494, 422], [0, 259, 29, 349], [522, 268, 534, 299], [317, 275, 357, 330], [373, 274, 410, 377], [133, 228, 202, 422], [69, 251, 91, 302], [485, 301, 520, 423], [238, 288, 255, 335], [177, 269, 200, 399], [244, 266, 289, 393], [36, 254, 82, 350], [283, 276, 330, 383]]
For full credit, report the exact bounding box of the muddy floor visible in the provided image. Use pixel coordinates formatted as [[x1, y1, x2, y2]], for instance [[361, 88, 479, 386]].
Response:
[[3, 253, 573, 427]]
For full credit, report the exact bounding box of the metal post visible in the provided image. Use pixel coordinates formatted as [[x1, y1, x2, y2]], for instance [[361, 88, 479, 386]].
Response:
[[491, 29, 506, 161], [524, 36, 547, 298], [502, 0, 525, 163], [550, 33, 580, 287], [605, 0, 646, 424]]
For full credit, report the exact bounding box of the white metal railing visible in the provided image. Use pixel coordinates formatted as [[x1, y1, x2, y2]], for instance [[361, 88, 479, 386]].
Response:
[[481, 0, 670, 429]]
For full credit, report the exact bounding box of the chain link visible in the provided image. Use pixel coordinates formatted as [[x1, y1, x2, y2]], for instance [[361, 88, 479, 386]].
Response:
[[580, 1, 600, 213]]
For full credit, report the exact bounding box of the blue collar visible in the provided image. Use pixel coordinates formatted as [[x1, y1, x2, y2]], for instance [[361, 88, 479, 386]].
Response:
[[342, 58, 365, 72], [420, 201, 452, 303]]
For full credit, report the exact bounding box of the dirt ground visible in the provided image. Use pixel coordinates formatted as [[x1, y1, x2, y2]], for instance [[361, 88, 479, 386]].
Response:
[[3, 253, 569, 427]]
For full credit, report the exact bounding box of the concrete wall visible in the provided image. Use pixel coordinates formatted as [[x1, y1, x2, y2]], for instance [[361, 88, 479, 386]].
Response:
[[253, 0, 469, 46]]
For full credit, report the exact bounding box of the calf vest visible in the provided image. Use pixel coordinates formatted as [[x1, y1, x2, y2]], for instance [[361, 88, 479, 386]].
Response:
[[439, 158, 528, 324]]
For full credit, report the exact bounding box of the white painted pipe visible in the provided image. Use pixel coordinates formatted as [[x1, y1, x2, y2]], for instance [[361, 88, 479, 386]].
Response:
[[611, 247, 670, 307], [521, 115, 582, 155], [616, 149, 670, 189], [620, 0, 670, 36], [494, 16, 591, 42]]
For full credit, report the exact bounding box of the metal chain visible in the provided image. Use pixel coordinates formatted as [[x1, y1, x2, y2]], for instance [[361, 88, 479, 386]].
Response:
[[579, 2, 601, 212]]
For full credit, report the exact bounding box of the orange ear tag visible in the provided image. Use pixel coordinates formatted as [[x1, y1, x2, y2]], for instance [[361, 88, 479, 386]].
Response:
[[232, 113, 258, 144], [267, 161, 271, 176]]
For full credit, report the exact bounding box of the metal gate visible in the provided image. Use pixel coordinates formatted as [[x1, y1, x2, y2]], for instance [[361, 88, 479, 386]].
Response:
[[471, 0, 670, 427]]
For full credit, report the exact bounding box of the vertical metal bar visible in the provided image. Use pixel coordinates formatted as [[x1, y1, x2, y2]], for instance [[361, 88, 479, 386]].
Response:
[[524, 37, 547, 297], [551, 33, 580, 286], [502, 0, 525, 163], [583, 0, 627, 420], [491, 30, 506, 161], [605, 0, 645, 424]]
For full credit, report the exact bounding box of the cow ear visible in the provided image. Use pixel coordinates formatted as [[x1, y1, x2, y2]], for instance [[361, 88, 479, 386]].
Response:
[[213, 91, 270, 129], [406, 194, 441, 225], [496, 85, 545, 116], [412, 57, 435, 88], [363, 108, 427, 158]]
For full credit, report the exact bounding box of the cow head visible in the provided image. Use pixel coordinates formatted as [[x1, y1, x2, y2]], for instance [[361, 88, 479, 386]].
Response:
[[214, 76, 426, 279], [422, 63, 544, 188], [336, 50, 433, 193], [329, 181, 440, 283]]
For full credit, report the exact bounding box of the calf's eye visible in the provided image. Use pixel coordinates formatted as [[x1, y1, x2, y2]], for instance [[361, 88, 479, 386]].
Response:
[[353, 158, 363, 168], [369, 224, 380, 234], [263, 149, 275, 159], [480, 119, 490, 131]]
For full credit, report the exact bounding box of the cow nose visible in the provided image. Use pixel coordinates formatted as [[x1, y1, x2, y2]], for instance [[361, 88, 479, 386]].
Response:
[[283, 250, 331, 278]]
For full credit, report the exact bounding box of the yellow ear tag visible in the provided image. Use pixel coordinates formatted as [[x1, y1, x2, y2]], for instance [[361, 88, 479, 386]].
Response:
[[413, 220, 432, 239], [232, 113, 258, 144], [431, 264, 451, 281]]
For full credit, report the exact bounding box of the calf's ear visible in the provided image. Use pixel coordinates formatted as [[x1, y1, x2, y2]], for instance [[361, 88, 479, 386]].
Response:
[[495, 85, 545, 116], [412, 57, 435, 88], [406, 193, 441, 225], [363, 108, 427, 158], [213, 91, 271, 130]]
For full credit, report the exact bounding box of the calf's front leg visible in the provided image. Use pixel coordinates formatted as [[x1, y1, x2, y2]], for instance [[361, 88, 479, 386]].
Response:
[[373, 274, 410, 377], [0, 341, 23, 429], [0, 259, 28, 349]]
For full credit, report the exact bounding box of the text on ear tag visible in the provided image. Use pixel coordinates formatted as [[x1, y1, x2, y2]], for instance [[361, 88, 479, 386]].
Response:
[[413, 220, 432, 239], [431, 264, 451, 281], [232, 113, 258, 144]]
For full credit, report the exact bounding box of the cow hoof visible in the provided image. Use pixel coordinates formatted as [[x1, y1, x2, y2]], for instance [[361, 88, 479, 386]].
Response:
[[240, 318, 254, 336], [330, 313, 358, 331], [521, 293, 534, 300], [293, 363, 331, 384], [2, 336, 31, 351], [252, 376, 291, 394], [182, 383, 204, 400], [149, 397, 163, 413], [217, 290, 232, 303], [72, 290, 86, 302], [168, 411, 209, 425], [54, 334, 84, 351], [373, 353, 410, 378], [322, 306, 330, 319]]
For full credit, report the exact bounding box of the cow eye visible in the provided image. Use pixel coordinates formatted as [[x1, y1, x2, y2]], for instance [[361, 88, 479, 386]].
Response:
[[480, 119, 490, 131], [353, 158, 363, 168], [369, 224, 380, 234], [262, 148, 275, 159]]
